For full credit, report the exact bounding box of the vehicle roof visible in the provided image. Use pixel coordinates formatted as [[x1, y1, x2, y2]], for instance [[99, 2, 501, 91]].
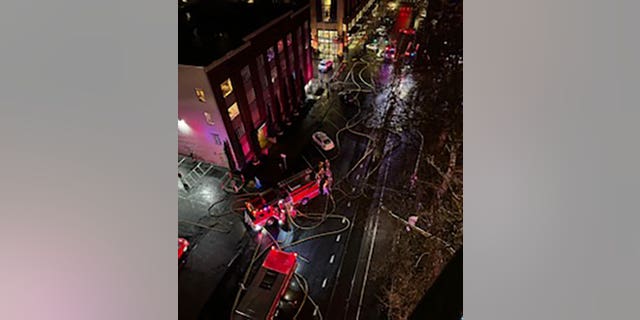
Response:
[[263, 249, 297, 274]]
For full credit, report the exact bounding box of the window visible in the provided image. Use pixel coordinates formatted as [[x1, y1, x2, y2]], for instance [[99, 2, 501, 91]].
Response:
[[267, 47, 275, 62], [250, 100, 260, 126], [259, 270, 278, 290], [227, 102, 240, 120], [246, 87, 256, 103], [212, 133, 222, 145], [203, 111, 214, 125], [241, 66, 251, 82], [235, 125, 245, 139], [277, 40, 284, 53], [220, 79, 233, 98], [322, 0, 331, 22], [195, 88, 206, 102]]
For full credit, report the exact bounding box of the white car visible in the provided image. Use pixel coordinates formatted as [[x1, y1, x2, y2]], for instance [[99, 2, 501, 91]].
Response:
[[366, 42, 378, 52], [318, 60, 334, 73], [305, 79, 324, 101], [312, 131, 335, 151]]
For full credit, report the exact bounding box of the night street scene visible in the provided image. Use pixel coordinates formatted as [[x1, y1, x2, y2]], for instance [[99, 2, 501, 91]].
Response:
[[178, 0, 462, 319]]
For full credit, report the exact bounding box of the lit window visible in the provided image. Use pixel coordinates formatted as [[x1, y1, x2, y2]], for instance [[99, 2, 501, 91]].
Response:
[[220, 79, 233, 98], [203, 111, 214, 125], [323, 0, 331, 22], [195, 88, 206, 102], [228, 102, 240, 120]]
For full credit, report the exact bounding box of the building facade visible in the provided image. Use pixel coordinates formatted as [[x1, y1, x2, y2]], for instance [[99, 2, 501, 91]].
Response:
[[310, 0, 376, 60], [179, 3, 313, 171]]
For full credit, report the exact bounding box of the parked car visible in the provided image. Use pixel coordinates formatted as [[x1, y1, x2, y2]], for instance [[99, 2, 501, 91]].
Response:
[[178, 238, 189, 261], [318, 60, 334, 73], [304, 79, 324, 101], [312, 131, 335, 151]]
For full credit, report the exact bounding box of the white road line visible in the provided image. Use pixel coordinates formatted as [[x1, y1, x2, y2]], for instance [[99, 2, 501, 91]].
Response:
[[322, 278, 328, 288], [300, 154, 314, 169], [327, 119, 341, 130], [356, 160, 390, 320], [329, 254, 335, 264], [312, 144, 329, 161], [336, 234, 341, 242], [331, 109, 348, 121]]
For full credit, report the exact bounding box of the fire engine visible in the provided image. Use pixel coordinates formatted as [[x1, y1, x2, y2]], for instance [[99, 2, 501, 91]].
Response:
[[233, 248, 298, 320], [277, 168, 320, 206], [243, 168, 322, 232]]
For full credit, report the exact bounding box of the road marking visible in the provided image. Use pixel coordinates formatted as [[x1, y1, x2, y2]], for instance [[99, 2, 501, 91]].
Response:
[[300, 154, 314, 169], [336, 234, 341, 242], [329, 254, 335, 264], [312, 144, 329, 161], [322, 278, 328, 288], [356, 160, 390, 320], [327, 119, 341, 130]]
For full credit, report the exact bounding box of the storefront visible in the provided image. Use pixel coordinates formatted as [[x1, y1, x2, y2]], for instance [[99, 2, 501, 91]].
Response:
[[317, 29, 340, 61]]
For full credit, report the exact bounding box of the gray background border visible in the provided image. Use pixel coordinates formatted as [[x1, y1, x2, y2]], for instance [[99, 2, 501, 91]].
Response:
[[0, 0, 638, 319]]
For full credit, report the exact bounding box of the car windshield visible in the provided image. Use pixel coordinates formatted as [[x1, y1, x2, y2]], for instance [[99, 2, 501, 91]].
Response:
[[324, 140, 331, 144]]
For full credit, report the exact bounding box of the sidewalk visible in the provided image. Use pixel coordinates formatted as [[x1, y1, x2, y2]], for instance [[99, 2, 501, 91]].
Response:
[[178, 157, 248, 320]]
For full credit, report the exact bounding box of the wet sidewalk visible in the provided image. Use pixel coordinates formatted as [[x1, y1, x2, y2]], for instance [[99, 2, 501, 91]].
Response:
[[178, 157, 248, 320]]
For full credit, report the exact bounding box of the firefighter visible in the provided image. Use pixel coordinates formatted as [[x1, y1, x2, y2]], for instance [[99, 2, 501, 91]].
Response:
[[245, 201, 255, 214], [316, 161, 326, 188]]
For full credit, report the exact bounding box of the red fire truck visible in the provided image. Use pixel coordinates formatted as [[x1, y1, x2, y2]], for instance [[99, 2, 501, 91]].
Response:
[[243, 188, 285, 232], [244, 169, 321, 232], [277, 168, 320, 206], [233, 248, 298, 320]]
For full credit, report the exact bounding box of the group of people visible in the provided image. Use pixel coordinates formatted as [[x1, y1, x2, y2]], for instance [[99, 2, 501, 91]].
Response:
[[316, 160, 333, 196]]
